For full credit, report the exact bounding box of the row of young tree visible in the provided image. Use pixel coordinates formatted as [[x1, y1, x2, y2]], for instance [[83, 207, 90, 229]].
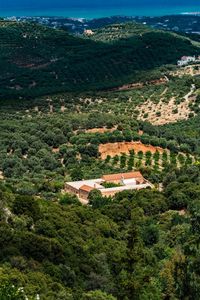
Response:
[[0, 103, 198, 200], [105, 150, 193, 171]]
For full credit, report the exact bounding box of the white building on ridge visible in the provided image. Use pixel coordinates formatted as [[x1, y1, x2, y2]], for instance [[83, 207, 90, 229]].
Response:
[[177, 56, 197, 66]]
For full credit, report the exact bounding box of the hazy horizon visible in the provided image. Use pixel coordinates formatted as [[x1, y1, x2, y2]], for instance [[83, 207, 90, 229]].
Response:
[[0, 0, 200, 18]]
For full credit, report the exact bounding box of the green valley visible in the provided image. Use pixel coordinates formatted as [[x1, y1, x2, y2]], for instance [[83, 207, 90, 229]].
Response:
[[1, 17, 200, 300], [0, 21, 200, 100]]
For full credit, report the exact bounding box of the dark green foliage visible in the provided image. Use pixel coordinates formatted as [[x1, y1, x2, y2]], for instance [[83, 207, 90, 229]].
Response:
[[0, 21, 199, 100], [20, 232, 64, 263], [1, 18, 200, 300], [12, 195, 41, 221], [101, 182, 122, 188], [88, 189, 109, 208], [0, 165, 200, 298], [0, 282, 26, 300], [59, 193, 80, 206], [81, 290, 117, 300], [70, 168, 84, 181]]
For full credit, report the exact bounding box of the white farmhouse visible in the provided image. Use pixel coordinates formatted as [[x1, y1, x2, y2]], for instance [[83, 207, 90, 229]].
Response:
[[177, 56, 196, 66]]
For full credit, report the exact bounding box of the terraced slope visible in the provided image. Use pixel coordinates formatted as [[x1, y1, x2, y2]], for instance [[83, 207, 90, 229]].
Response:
[[86, 22, 200, 44], [0, 21, 200, 100], [85, 22, 152, 42]]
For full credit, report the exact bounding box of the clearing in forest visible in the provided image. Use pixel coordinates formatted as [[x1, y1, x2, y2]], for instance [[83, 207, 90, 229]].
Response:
[[85, 127, 117, 134], [99, 141, 165, 160]]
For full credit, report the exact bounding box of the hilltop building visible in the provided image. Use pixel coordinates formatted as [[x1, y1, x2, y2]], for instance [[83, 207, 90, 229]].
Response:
[[65, 171, 152, 203], [177, 55, 199, 66], [84, 29, 94, 36]]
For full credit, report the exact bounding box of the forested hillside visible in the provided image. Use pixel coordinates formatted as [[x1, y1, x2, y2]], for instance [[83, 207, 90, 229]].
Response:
[[1, 18, 200, 300], [1, 164, 200, 299], [0, 21, 200, 100]]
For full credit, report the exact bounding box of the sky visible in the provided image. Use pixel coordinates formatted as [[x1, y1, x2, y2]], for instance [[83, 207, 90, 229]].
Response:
[[0, 0, 199, 9], [0, 0, 199, 17]]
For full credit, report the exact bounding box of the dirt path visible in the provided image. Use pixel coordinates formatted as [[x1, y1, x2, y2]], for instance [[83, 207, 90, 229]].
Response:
[[160, 87, 168, 96], [184, 84, 196, 101], [109, 77, 168, 92]]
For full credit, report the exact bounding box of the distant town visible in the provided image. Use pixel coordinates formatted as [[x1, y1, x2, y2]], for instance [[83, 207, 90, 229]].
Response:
[[2, 14, 200, 35]]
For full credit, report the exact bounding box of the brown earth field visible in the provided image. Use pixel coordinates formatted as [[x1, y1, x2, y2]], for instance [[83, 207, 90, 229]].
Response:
[[110, 77, 168, 92], [99, 141, 166, 160], [85, 127, 117, 134]]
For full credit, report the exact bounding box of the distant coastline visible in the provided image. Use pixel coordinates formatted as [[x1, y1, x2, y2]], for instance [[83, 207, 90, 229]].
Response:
[[0, 5, 200, 19], [181, 12, 200, 15]]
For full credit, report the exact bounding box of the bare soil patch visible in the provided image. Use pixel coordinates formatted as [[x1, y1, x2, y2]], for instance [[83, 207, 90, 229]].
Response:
[[86, 127, 117, 134], [136, 85, 197, 125], [171, 64, 200, 77], [52, 148, 60, 153], [99, 141, 165, 160], [110, 77, 168, 92]]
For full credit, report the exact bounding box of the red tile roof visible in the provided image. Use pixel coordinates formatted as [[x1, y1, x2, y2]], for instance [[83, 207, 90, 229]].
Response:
[[79, 185, 94, 193], [102, 171, 143, 182]]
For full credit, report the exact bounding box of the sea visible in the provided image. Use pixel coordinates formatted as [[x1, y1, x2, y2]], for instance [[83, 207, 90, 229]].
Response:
[[0, 0, 200, 19]]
